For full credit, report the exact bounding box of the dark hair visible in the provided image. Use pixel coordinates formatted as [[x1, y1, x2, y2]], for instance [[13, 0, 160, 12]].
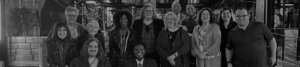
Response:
[[49, 21, 71, 41], [80, 37, 105, 60], [219, 8, 234, 25], [133, 42, 147, 52], [113, 10, 133, 30], [197, 7, 214, 26], [234, 6, 249, 15]]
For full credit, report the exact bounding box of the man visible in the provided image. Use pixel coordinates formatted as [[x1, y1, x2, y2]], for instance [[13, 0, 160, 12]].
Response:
[[226, 7, 277, 67], [181, 4, 198, 35], [125, 42, 157, 67]]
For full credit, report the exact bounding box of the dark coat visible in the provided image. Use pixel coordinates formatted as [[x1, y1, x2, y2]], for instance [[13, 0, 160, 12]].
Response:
[[124, 58, 157, 67], [70, 56, 111, 67], [156, 29, 191, 67], [132, 19, 164, 42], [108, 29, 137, 67], [46, 39, 78, 67]]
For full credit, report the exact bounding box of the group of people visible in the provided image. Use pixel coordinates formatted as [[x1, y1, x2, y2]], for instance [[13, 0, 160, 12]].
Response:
[[46, 1, 277, 67]]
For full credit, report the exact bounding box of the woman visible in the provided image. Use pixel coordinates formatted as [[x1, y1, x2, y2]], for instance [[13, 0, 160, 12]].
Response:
[[132, 3, 164, 61], [218, 8, 237, 67], [108, 10, 137, 67], [47, 21, 78, 67], [156, 12, 191, 67], [70, 38, 111, 67], [191, 8, 221, 67], [78, 19, 109, 56]]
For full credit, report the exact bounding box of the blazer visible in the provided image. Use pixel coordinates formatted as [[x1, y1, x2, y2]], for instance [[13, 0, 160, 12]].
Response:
[[124, 58, 157, 67], [108, 29, 137, 67], [70, 56, 111, 67], [156, 29, 191, 67]]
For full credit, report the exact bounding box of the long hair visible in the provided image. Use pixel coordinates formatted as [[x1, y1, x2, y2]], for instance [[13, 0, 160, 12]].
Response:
[[113, 10, 133, 30], [140, 3, 158, 19], [219, 8, 234, 25], [196, 7, 214, 26], [48, 21, 71, 41], [80, 37, 105, 60]]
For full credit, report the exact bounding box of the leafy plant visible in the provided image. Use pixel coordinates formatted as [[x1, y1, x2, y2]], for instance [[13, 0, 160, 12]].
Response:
[[9, 7, 39, 36]]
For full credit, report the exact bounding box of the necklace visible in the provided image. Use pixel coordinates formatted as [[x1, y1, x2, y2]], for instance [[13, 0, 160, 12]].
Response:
[[89, 57, 97, 66]]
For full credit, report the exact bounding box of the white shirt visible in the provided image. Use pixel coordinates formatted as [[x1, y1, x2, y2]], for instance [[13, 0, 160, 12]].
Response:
[[136, 58, 144, 66]]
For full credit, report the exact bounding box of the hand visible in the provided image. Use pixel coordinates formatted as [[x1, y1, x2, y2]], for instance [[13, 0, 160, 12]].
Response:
[[167, 55, 176, 61], [182, 26, 188, 31], [271, 56, 276, 66], [198, 53, 206, 59], [227, 63, 233, 67], [169, 60, 176, 66]]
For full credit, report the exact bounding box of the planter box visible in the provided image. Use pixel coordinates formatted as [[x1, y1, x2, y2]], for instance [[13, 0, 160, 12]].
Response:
[[8, 36, 47, 67]]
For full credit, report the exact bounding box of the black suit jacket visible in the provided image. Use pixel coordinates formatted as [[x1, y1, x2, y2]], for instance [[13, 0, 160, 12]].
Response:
[[124, 58, 157, 67]]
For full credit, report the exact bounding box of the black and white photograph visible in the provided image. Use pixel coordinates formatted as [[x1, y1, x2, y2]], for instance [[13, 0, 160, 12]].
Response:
[[0, 0, 299, 67]]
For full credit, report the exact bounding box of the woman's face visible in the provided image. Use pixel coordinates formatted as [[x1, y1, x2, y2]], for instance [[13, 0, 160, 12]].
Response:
[[144, 7, 154, 19], [221, 10, 232, 22], [87, 21, 100, 35], [88, 41, 99, 57], [165, 15, 176, 28], [57, 26, 67, 39], [66, 11, 78, 23], [120, 15, 128, 27], [201, 10, 210, 22]]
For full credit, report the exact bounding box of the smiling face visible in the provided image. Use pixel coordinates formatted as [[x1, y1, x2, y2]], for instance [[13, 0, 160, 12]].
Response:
[[221, 10, 232, 22], [144, 7, 154, 19], [120, 15, 128, 27], [134, 44, 146, 59], [57, 26, 68, 39], [186, 5, 196, 16], [201, 10, 211, 23], [165, 14, 176, 28], [235, 9, 250, 26], [172, 2, 181, 14], [87, 21, 100, 36], [65, 11, 78, 23], [88, 41, 99, 57]]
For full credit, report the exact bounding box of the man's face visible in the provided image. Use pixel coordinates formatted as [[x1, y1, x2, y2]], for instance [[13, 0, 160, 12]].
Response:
[[186, 5, 196, 16], [66, 11, 78, 23], [172, 3, 181, 14], [235, 9, 250, 26], [134, 44, 146, 59]]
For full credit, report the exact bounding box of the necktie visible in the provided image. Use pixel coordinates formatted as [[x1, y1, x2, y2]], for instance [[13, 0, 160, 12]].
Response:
[[138, 63, 142, 67]]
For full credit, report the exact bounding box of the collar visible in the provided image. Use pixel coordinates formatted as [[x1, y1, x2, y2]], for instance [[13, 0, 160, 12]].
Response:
[[136, 58, 144, 65]]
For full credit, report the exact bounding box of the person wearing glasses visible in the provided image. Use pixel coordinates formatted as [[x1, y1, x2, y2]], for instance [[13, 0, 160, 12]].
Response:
[[226, 7, 277, 67]]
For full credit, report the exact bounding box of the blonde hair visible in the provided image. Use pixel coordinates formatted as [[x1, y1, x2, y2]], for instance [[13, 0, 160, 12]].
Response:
[[140, 3, 158, 19], [65, 6, 79, 16], [164, 12, 177, 27]]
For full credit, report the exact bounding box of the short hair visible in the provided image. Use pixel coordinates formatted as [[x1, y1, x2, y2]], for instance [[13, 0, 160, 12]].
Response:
[[140, 3, 158, 19], [235, 6, 250, 15], [134, 42, 147, 50], [163, 12, 177, 27], [196, 7, 214, 25], [186, 4, 196, 11], [171, 1, 181, 12], [48, 21, 71, 41], [80, 37, 105, 59], [113, 10, 133, 30], [65, 6, 79, 16]]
